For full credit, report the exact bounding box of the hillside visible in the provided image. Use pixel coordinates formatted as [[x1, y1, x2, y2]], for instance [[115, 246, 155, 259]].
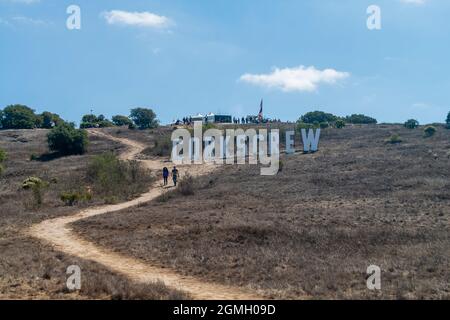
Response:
[[71, 125, 450, 299]]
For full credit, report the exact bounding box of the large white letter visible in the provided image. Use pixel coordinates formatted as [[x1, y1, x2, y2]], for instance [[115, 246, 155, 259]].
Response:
[[301, 128, 321, 152], [366, 265, 381, 290], [66, 265, 81, 290], [367, 5, 381, 30], [66, 5, 81, 30]]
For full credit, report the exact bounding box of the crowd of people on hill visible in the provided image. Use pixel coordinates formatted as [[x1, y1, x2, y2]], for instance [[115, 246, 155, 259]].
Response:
[[173, 115, 283, 126]]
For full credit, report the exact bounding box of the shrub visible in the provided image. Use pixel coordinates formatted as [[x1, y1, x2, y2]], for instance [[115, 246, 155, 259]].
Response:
[[299, 111, 338, 124], [178, 175, 195, 196], [22, 176, 48, 207], [386, 134, 402, 144], [130, 108, 159, 130], [87, 153, 151, 201], [345, 114, 377, 124], [47, 123, 89, 155], [296, 122, 315, 131], [0, 148, 6, 163], [404, 119, 419, 129], [335, 119, 346, 129], [424, 126, 437, 137], [151, 135, 172, 157], [60, 190, 92, 206]]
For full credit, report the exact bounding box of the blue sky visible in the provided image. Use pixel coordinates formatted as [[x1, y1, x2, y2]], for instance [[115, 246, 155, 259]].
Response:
[[1, 0, 449, 125]]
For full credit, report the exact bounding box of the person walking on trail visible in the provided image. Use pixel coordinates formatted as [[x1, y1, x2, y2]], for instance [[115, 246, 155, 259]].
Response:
[[172, 166, 179, 187], [162, 167, 169, 186]]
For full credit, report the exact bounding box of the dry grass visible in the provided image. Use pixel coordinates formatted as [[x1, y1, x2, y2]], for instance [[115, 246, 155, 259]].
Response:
[[72, 125, 450, 299], [0, 128, 188, 299]]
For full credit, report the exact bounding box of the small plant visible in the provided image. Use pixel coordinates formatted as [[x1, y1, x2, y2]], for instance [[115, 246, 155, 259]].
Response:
[[0, 148, 6, 175], [30, 153, 39, 161], [22, 176, 48, 207], [335, 119, 346, 129], [424, 126, 437, 137], [60, 189, 92, 206], [404, 119, 419, 129], [151, 135, 172, 157], [178, 174, 195, 196], [386, 134, 402, 144]]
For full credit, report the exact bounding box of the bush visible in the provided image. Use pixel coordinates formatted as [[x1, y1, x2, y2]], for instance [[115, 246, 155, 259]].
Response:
[[87, 153, 151, 202], [299, 111, 338, 124], [151, 135, 172, 157], [386, 134, 402, 144], [60, 189, 92, 206], [22, 176, 48, 207], [0, 148, 6, 163], [404, 119, 419, 129], [47, 123, 89, 155], [178, 175, 195, 196], [80, 114, 114, 128], [130, 108, 159, 130], [424, 126, 437, 137], [345, 114, 377, 124], [335, 119, 346, 129], [0, 149, 5, 175]]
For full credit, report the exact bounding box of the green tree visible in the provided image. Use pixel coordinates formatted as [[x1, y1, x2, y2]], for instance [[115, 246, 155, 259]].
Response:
[[299, 111, 338, 124], [47, 123, 89, 155], [0, 104, 38, 129], [345, 114, 377, 124], [404, 119, 419, 129], [112, 115, 133, 126], [335, 119, 346, 129], [130, 108, 159, 129], [40, 111, 64, 129], [446, 111, 450, 129]]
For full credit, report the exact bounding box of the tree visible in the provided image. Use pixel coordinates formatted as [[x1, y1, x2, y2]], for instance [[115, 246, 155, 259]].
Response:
[[345, 114, 377, 124], [446, 111, 450, 129], [404, 119, 419, 129], [80, 114, 114, 128], [112, 115, 133, 126], [0, 104, 38, 129], [40, 111, 64, 129], [130, 108, 159, 129], [335, 119, 346, 129], [47, 123, 89, 155], [299, 111, 338, 124]]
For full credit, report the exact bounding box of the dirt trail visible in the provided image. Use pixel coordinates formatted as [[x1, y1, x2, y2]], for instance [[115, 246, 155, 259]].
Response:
[[28, 130, 262, 300]]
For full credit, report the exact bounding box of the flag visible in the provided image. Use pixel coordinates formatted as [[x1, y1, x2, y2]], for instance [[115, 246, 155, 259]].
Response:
[[258, 99, 263, 122]]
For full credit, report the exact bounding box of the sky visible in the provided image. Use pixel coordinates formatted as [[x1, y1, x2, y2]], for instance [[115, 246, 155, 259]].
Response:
[[1, 0, 450, 125]]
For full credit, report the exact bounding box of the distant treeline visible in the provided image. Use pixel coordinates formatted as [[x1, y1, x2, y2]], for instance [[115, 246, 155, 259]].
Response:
[[0, 105, 159, 130]]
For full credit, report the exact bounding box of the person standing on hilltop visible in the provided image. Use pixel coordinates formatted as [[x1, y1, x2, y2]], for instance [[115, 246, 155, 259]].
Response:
[[162, 167, 169, 186], [172, 166, 179, 187]]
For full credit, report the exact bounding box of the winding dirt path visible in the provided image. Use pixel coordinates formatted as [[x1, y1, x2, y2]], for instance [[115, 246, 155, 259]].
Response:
[[28, 130, 262, 300]]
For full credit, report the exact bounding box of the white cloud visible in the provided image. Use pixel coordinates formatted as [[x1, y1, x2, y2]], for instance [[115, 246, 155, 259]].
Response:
[[399, 0, 426, 5], [239, 66, 350, 92], [102, 10, 173, 29]]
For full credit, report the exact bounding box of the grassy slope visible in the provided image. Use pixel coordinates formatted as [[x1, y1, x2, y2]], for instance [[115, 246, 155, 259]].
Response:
[[73, 125, 450, 299], [0, 129, 188, 299]]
